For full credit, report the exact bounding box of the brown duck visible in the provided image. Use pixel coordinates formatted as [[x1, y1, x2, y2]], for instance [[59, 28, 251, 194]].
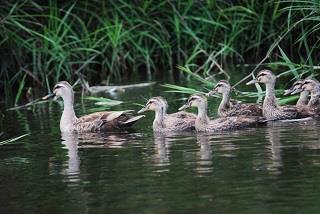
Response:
[[247, 70, 304, 121], [179, 94, 262, 133], [207, 80, 262, 117], [52, 81, 144, 133], [284, 79, 310, 116], [138, 96, 196, 132], [300, 78, 320, 116]]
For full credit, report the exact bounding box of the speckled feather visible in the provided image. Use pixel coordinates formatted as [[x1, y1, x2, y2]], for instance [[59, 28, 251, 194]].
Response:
[[213, 80, 262, 117], [185, 94, 263, 133], [53, 81, 144, 133], [141, 96, 196, 133], [263, 93, 302, 120], [74, 111, 144, 132], [219, 103, 262, 117], [154, 115, 195, 133], [196, 116, 261, 133], [253, 70, 305, 121]]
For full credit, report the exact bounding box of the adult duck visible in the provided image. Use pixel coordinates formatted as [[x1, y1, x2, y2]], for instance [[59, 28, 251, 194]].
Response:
[[179, 94, 261, 133], [300, 78, 320, 116], [247, 70, 303, 121], [138, 96, 196, 132], [52, 81, 144, 133], [207, 80, 262, 117]]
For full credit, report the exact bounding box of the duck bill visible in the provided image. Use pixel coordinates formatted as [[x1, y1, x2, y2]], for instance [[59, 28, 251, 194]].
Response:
[[178, 103, 190, 111], [42, 93, 55, 100], [137, 106, 147, 114], [246, 79, 258, 85], [206, 90, 215, 97], [283, 89, 293, 96], [291, 88, 303, 95]]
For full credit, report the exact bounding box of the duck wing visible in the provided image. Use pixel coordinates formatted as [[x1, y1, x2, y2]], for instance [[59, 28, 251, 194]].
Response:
[[278, 105, 303, 119], [308, 100, 320, 116], [170, 111, 197, 120], [162, 116, 195, 132], [226, 103, 262, 117], [75, 111, 144, 132], [207, 116, 261, 132]]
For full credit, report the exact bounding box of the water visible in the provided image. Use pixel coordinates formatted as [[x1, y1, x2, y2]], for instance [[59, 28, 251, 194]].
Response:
[[1, 85, 320, 213]]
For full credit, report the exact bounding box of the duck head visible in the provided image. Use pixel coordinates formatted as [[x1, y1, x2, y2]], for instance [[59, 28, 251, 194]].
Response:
[[179, 94, 206, 111], [207, 80, 231, 97], [302, 79, 320, 93], [284, 80, 304, 95], [246, 70, 276, 85], [52, 81, 74, 102], [138, 96, 168, 114]]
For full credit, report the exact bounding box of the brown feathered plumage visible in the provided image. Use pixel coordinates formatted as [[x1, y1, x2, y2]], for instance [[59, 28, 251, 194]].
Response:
[[247, 70, 306, 121], [208, 80, 262, 117], [179, 94, 263, 133], [138, 96, 196, 132], [53, 81, 144, 133]]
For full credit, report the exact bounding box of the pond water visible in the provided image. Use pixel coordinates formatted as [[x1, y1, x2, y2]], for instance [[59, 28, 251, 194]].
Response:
[[1, 84, 320, 213]]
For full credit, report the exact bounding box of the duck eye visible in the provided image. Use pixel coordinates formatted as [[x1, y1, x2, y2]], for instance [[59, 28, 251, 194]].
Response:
[[54, 85, 62, 90], [258, 73, 266, 77], [303, 81, 310, 85], [216, 84, 222, 87]]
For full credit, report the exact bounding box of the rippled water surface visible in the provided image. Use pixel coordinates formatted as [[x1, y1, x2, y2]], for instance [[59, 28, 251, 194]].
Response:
[[1, 85, 320, 213]]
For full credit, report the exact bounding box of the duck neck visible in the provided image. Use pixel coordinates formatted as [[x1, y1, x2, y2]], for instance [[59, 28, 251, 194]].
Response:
[[219, 91, 231, 114], [153, 107, 167, 129], [61, 94, 77, 127], [264, 81, 278, 107], [309, 88, 320, 107], [196, 101, 209, 124], [297, 91, 309, 107]]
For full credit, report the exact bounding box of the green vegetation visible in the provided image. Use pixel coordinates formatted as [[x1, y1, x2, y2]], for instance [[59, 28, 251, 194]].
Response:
[[0, 133, 29, 146], [1, 0, 320, 104]]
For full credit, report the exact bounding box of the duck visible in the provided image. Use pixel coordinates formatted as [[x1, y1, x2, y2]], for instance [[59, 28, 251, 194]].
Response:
[[246, 69, 303, 121], [178, 94, 262, 133], [300, 78, 320, 116], [52, 81, 144, 133], [138, 96, 196, 132], [207, 80, 262, 117], [284, 79, 309, 112]]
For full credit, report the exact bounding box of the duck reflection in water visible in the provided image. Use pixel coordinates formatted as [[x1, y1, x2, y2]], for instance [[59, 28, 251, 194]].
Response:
[[264, 120, 319, 174], [195, 134, 213, 175], [265, 123, 283, 174], [60, 132, 140, 182], [153, 133, 171, 168], [61, 132, 81, 182]]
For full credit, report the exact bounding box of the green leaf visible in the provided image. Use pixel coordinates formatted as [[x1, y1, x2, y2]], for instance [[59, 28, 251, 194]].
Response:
[[0, 133, 30, 146]]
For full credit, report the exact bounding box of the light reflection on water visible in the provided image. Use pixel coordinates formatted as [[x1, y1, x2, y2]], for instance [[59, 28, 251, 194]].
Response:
[[61, 133, 81, 184], [2, 86, 320, 213]]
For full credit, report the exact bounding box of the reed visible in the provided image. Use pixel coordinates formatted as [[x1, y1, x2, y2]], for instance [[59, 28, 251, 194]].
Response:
[[0, 0, 319, 104]]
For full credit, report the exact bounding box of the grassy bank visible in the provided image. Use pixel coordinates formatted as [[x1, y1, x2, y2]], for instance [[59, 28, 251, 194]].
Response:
[[0, 0, 320, 104]]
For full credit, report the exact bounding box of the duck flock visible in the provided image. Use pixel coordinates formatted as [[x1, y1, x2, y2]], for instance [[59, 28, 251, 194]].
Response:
[[51, 69, 320, 134]]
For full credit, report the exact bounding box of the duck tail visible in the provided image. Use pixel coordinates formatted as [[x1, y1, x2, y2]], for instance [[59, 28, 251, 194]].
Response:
[[121, 115, 145, 127], [257, 116, 268, 124]]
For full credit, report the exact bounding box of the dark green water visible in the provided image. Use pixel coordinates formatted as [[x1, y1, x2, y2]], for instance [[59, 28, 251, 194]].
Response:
[[1, 85, 320, 214]]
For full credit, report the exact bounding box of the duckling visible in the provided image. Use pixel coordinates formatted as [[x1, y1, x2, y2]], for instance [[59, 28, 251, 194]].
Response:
[[301, 78, 320, 116], [284, 79, 309, 112], [178, 94, 261, 133], [247, 70, 303, 121], [207, 80, 262, 117], [53, 81, 144, 133], [138, 96, 196, 132]]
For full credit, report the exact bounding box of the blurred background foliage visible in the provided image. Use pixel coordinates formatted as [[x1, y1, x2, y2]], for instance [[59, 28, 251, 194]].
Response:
[[0, 0, 320, 104]]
